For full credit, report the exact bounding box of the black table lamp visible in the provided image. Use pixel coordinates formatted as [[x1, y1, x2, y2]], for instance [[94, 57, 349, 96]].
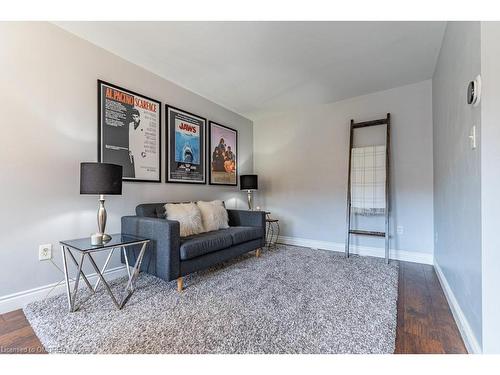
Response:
[[240, 174, 258, 210], [80, 162, 122, 244]]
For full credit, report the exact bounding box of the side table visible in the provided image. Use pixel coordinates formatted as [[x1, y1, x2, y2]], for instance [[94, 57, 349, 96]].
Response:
[[59, 233, 149, 312], [265, 212, 280, 249]]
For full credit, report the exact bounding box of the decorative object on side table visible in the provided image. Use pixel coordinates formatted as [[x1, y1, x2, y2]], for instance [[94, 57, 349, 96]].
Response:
[[80, 162, 122, 245], [60, 234, 150, 312], [265, 212, 280, 249], [240, 174, 258, 210]]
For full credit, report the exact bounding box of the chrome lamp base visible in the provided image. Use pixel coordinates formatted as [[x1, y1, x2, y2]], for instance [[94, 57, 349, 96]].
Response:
[[247, 190, 254, 211], [94, 194, 112, 244]]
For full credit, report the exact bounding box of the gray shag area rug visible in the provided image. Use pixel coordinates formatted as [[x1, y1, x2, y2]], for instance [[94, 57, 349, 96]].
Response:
[[24, 245, 398, 354]]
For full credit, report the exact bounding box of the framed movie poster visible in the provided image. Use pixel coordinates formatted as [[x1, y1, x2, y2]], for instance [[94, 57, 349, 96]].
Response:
[[166, 105, 206, 184], [98, 80, 161, 182], [209, 121, 238, 186]]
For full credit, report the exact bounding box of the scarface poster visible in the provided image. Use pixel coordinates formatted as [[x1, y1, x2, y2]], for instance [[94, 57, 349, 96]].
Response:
[[98, 80, 161, 182], [166, 105, 206, 184]]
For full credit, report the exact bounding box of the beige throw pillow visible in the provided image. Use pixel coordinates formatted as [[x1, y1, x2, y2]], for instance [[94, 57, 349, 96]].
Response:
[[164, 202, 205, 237], [197, 200, 230, 232]]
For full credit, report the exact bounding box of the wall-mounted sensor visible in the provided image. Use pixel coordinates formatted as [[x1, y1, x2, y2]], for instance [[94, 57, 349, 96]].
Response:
[[467, 75, 482, 107]]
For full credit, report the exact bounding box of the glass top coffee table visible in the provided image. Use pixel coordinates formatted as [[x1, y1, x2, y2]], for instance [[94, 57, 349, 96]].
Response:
[[59, 234, 150, 312]]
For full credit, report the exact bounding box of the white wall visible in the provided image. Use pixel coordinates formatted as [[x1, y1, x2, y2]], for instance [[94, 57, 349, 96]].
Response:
[[0, 22, 253, 302], [432, 21, 483, 352], [253, 80, 434, 259], [480, 21, 500, 354]]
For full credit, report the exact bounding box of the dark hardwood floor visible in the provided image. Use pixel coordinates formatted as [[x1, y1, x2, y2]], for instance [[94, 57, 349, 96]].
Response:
[[0, 310, 45, 354], [0, 260, 466, 354], [395, 261, 467, 353]]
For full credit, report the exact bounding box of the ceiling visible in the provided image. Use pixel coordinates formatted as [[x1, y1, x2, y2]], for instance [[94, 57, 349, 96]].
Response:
[[55, 21, 446, 119]]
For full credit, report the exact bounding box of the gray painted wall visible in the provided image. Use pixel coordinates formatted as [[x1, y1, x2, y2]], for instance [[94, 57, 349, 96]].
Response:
[[253, 80, 434, 255], [432, 21, 482, 347], [480, 21, 500, 354], [0, 22, 253, 298]]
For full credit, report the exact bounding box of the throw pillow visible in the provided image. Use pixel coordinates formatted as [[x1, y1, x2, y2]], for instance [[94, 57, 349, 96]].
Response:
[[164, 202, 205, 237], [197, 200, 230, 232]]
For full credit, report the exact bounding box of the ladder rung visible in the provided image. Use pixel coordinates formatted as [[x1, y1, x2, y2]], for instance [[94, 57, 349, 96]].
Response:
[[352, 119, 388, 128], [349, 229, 386, 237]]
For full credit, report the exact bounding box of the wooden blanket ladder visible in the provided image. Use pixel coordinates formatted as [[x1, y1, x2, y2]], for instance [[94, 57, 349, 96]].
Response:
[[345, 113, 391, 263]]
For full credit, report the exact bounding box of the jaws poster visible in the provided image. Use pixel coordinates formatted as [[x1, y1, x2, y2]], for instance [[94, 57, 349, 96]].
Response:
[[166, 105, 206, 183]]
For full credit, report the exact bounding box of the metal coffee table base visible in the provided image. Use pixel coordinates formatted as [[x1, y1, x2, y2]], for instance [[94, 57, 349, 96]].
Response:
[[60, 243, 147, 312]]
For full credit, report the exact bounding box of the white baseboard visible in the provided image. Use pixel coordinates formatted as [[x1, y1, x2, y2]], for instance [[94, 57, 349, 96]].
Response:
[[0, 266, 128, 314], [434, 261, 482, 354], [277, 235, 433, 265]]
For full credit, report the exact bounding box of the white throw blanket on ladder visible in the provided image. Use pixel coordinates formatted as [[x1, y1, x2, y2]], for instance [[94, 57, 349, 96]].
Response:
[[350, 145, 386, 216]]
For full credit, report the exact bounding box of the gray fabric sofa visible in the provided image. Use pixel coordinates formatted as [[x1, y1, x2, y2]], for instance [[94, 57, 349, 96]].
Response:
[[121, 203, 266, 291]]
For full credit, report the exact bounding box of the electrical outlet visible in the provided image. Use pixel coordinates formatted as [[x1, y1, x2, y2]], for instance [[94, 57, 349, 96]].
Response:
[[38, 244, 52, 261], [397, 226, 404, 235]]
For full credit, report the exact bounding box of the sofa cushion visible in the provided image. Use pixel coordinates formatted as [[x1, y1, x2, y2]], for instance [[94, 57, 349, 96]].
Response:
[[165, 202, 205, 237], [180, 230, 233, 260], [134, 202, 193, 218], [226, 226, 263, 245], [196, 200, 229, 232]]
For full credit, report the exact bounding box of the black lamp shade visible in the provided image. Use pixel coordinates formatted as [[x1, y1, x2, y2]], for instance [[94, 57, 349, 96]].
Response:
[[80, 162, 123, 195], [240, 174, 258, 190]]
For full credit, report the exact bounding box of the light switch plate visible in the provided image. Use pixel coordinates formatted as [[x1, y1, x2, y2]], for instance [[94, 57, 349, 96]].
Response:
[[397, 226, 404, 235], [469, 125, 477, 149]]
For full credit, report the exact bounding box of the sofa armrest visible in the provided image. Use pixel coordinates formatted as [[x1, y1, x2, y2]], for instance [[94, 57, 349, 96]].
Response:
[[227, 209, 266, 247], [121, 216, 181, 281]]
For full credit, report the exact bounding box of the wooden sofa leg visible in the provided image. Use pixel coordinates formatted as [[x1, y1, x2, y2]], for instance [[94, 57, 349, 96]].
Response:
[[256, 248, 261, 257], [177, 277, 183, 292]]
